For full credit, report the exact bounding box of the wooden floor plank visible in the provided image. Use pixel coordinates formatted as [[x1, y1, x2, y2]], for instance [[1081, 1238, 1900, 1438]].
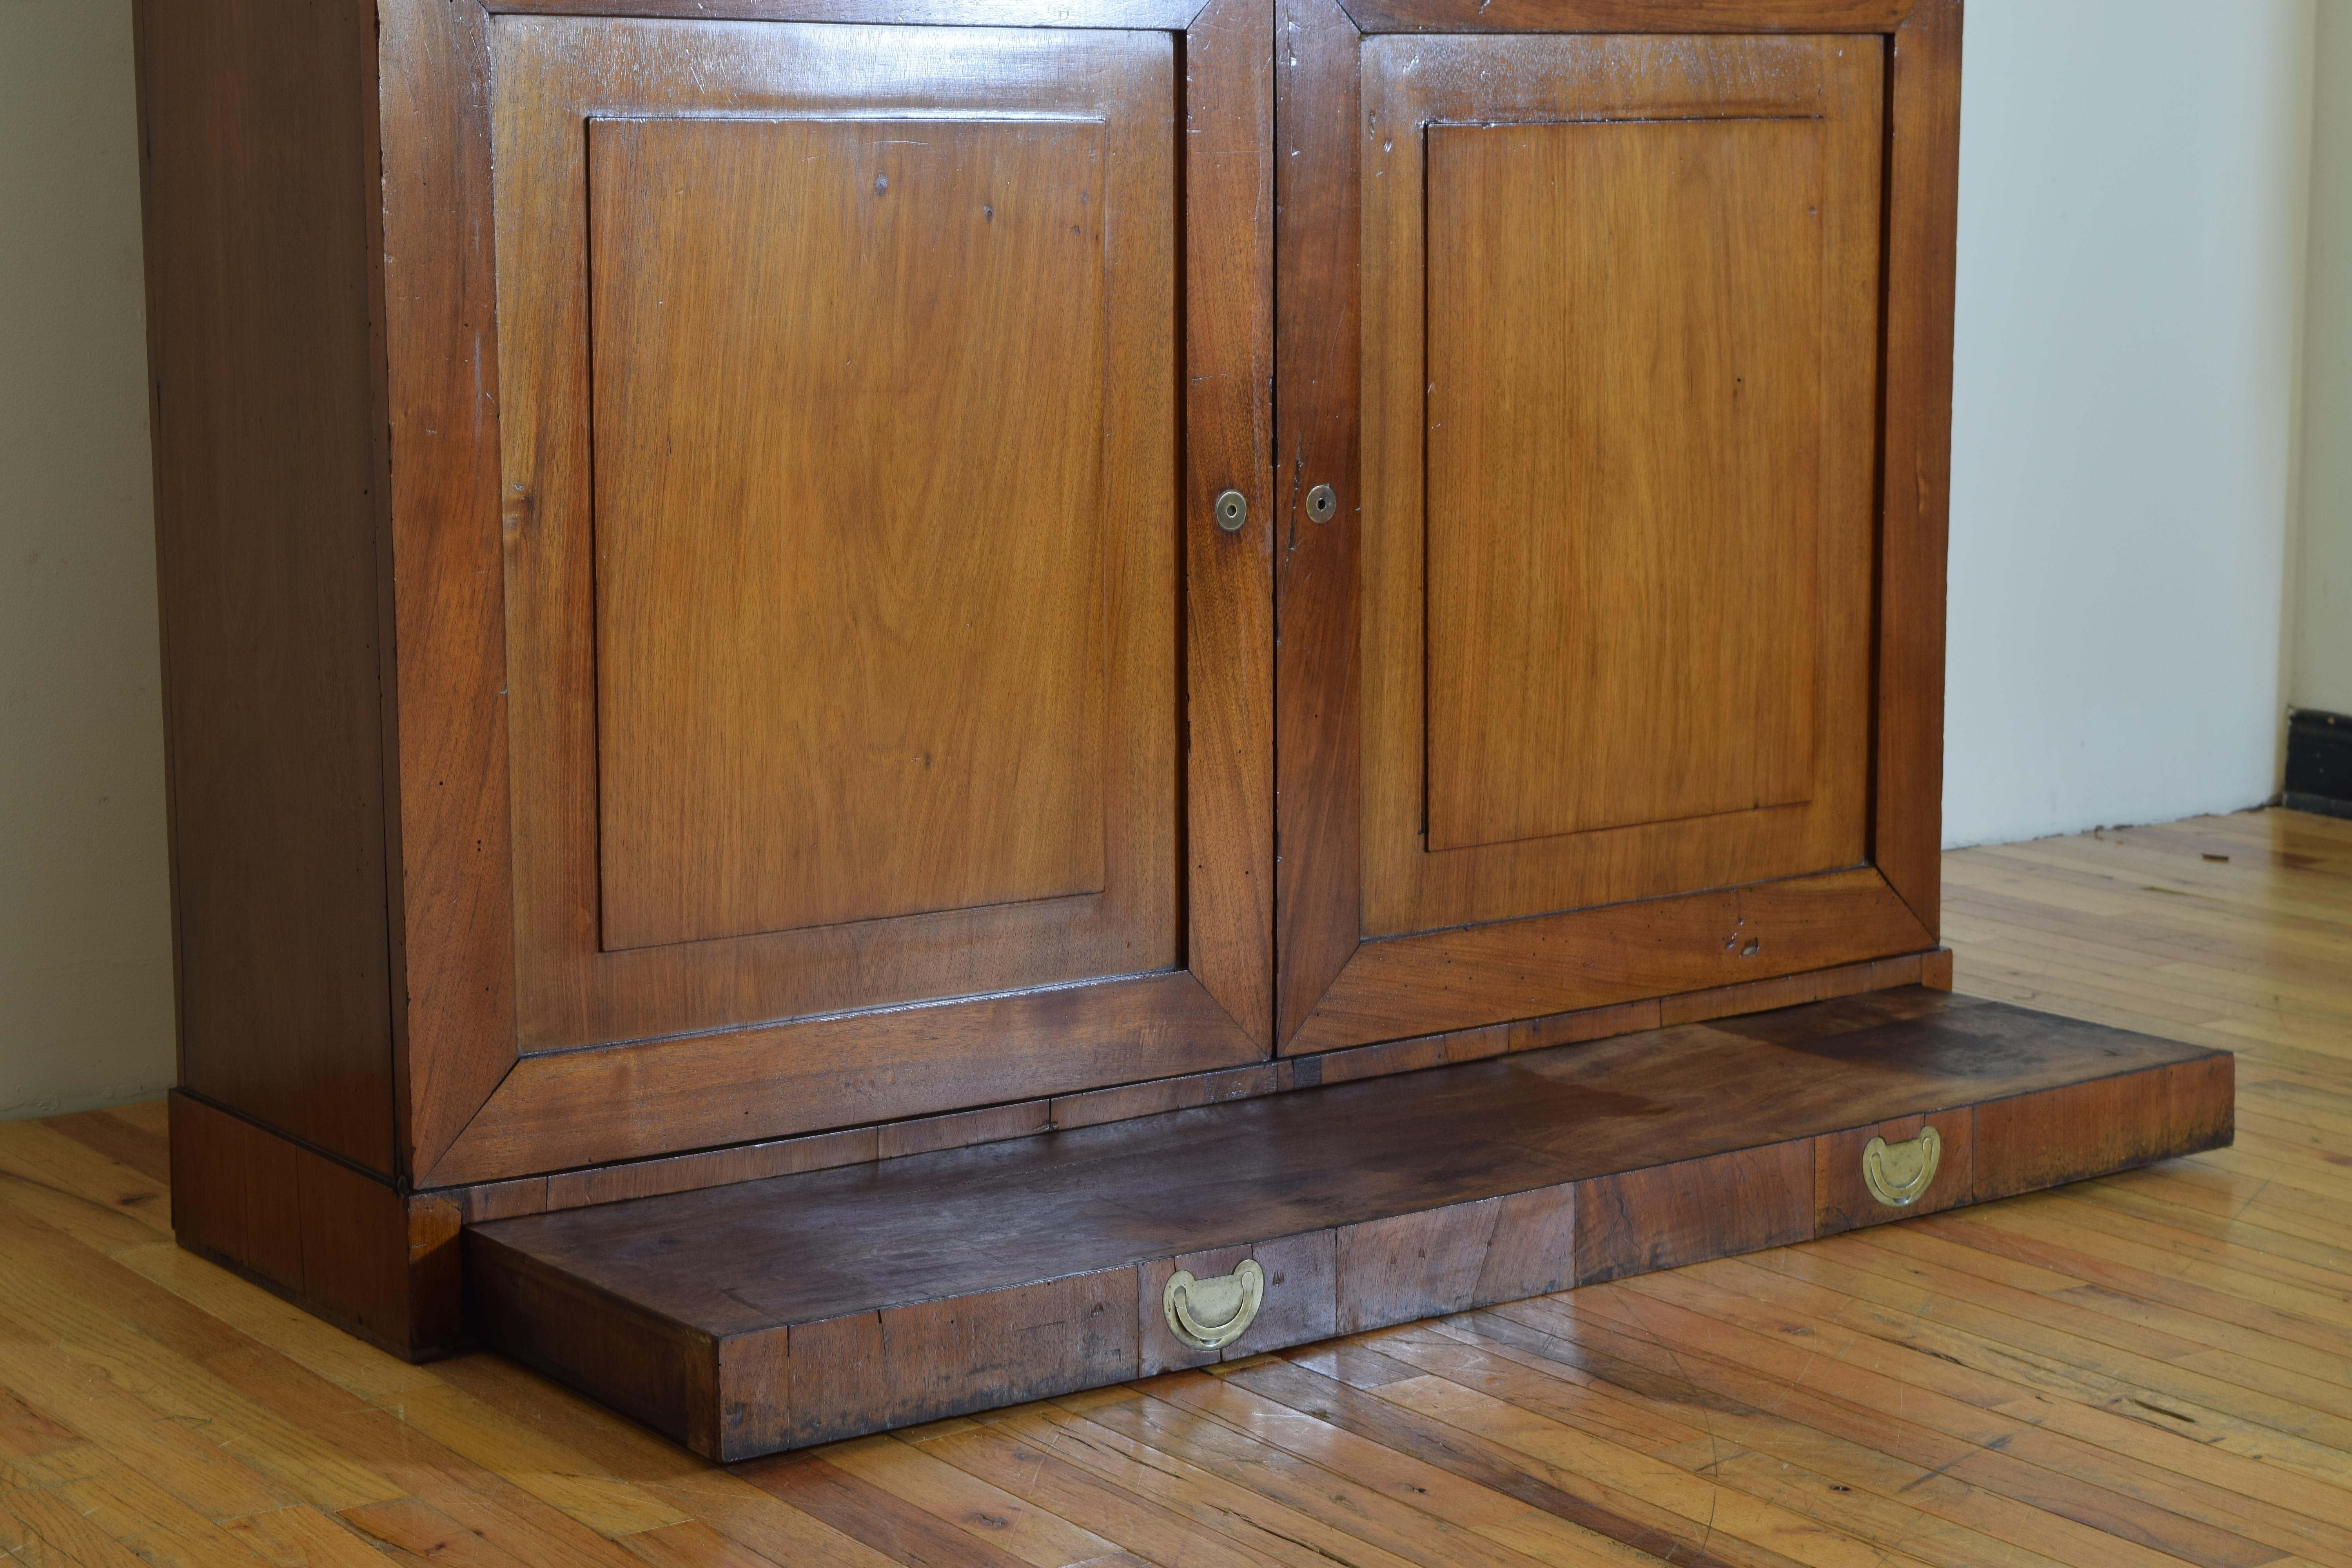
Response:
[[1350, 1366, 1941, 1568], [910, 1417, 1293, 1568], [814, 1434, 1127, 1568], [0, 1211, 406, 1514], [993, 1401, 1458, 1568], [7, 806, 2352, 1568], [613, 1518, 792, 1568], [734, 1453, 1036, 1568], [1464, 1301, 2212, 1568], [1402, 1315, 2090, 1568], [1749, 1240, 2352, 1452], [1546, 1284, 2296, 1568], [49, 1452, 288, 1568], [2027, 1185, 2352, 1297], [1921, 1210, 2352, 1356], [2, 1480, 165, 1568], [1065, 1382, 1595, 1568], [0, 1315, 296, 1522], [1145, 1364, 1664, 1568], [1221, 1347, 1814, 1568], [221, 1506, 396, 1568], [1665, 1256, 2352, 1533], [40, 1108, 172, 1186]]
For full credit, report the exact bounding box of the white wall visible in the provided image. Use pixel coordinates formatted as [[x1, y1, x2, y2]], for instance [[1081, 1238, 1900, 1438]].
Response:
[[2298, 1, 2352, 717], [1943, 0, 2315, 846], [0, 0, 177, 1116]]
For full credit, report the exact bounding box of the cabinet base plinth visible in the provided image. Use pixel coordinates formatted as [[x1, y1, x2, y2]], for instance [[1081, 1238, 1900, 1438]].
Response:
[[168, 1092, 465, 1360], [463, 989, 2232, 1460]]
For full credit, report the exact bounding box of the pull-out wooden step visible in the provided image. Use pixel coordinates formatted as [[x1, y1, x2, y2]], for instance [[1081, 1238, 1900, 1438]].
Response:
[[464, 989, 2232, 1460]]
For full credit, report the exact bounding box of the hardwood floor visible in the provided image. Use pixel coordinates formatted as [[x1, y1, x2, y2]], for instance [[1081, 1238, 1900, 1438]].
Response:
[[4, 807, 2348, 1568]]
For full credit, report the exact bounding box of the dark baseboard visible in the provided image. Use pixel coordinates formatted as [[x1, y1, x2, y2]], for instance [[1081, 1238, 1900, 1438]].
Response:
[[2285, 708, 2352, 818]]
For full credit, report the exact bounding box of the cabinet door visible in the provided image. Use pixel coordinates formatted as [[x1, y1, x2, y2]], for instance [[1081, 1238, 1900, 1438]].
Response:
[[1275, 1, 1960, 1051], [415, 4, 1270, 1181]]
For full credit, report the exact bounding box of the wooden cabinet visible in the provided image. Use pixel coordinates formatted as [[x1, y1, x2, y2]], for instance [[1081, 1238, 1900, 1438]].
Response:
[[141, 0, 2206, 1453]]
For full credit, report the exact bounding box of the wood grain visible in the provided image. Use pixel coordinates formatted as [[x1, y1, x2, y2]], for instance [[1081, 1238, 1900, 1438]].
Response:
[[735, 1455, 1037, 1568], [1335, 1200, 1503, 1333], [1180, 0, 1279, 1046], [543, 1128, 879, 1212], [465, 989, 2227, 1454], [377, 0, 518, 1181], [1359, 32, 1883, 938], [427, 949, 1939, 1216], [491, 18, 1180, 1051], [1573, 1143, 1815, 1285], [1213, 1353, 1763, 1568], [132, 0, 397, 1176], [1341, 0, 1908, 30], [463, 1223, 717, 1450], [775, 1272, 1141, 1454], [588, 114, 1120, 949], [1050, 1062, 1282, 1132], [1975, 1055, 2236, 1203], [428, 969, 1255, 1185], [1875, 0, 1965, 938], [1425, 115, 1826, 851], [169, 1092, 463, 1358], [1290, 866, 1931, 1052], [1272, 0, 1365, 1047]]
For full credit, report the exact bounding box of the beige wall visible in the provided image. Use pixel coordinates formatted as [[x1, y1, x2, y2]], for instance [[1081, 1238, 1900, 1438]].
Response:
[[1945, 0, 2314, 843], [0, 0, 177, 1117], [2298, 2, 2352, 717]]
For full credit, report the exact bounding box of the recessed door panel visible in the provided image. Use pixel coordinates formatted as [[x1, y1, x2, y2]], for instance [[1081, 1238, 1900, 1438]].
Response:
[[591, 116, 1110, 949], [492, 18, 1200, 1052], [1425, 117, 1823, 853]]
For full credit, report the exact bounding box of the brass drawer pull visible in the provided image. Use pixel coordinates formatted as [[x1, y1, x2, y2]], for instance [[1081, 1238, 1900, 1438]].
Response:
[[1862, 1125, 1942, 1208], [1164, 1258, 1265, 1351]]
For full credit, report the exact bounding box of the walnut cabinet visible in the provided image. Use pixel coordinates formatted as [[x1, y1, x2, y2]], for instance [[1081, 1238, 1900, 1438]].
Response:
[[138, 0, 1970, 1369]]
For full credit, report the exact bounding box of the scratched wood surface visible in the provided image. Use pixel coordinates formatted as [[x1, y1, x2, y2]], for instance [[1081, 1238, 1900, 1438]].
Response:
[[4, 806, 2348, 1568]]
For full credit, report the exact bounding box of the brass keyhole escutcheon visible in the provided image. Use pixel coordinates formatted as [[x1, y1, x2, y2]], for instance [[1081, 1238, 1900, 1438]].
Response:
[[1163, 1258, 1265, 1351], [1862, 1125, 1942, 1208], [1306, 483, 1338, 523], [1214, 489, 1248, 532]]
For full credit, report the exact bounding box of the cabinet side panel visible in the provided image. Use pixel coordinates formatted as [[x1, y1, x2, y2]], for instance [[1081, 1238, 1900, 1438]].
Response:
[[135, 0, 395, 1173]]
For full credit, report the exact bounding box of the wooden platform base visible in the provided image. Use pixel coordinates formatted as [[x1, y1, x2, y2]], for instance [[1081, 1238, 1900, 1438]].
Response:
[[463, 989, 2232, 1461]]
